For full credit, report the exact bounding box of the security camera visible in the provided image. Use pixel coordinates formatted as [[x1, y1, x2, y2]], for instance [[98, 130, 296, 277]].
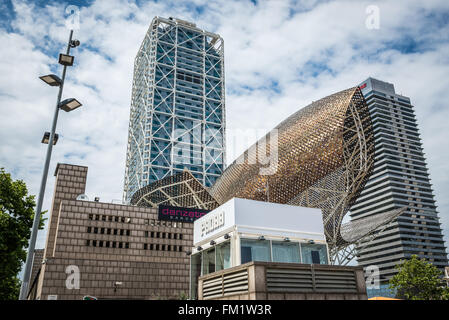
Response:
[[70, 39, 80, 48]]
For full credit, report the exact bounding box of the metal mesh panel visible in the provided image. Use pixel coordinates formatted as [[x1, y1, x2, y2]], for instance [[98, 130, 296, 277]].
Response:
[[208, 87, 375, 260], [130, 170, 219, 210]]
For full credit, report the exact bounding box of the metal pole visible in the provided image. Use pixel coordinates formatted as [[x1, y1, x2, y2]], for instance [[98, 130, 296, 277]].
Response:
[[19, 30, 74, 300]]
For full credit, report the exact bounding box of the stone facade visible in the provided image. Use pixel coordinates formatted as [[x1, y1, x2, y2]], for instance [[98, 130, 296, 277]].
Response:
[[30, 163, 192, 300], [30, 249, 44, 284]]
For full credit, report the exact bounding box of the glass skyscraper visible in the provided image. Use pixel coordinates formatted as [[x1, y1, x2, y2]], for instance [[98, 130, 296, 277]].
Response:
[[351, 78, 448, 285], [124, 17, 225, 203]]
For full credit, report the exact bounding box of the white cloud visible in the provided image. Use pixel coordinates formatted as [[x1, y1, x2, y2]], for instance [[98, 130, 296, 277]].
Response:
[[1, 0, 449, 251]]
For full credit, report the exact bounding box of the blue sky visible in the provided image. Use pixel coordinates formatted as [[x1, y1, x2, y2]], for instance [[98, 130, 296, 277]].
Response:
[[1, 0, 449, 257]]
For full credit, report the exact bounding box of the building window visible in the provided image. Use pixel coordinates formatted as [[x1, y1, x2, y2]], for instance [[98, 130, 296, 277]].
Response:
[[300, 243, 328, 264], [167, 245, 171, 251], [112, 242, 116, 248], [150, 244, 154, 250], [107, 228, 111, 235], [179, 234, 183, 240], [173, 233, 177, 240], [102, 215, 106, 221], [144, 231, 149, 237], [86, 240, 90, 246], [99, 241, 103, 247], [190, 253, 201, 299], [157, 232, 160, 238], [151, 231, 154, 238], [106, 241, 110, 248], [92, 240, 97, 247], [162, 232, 166, 239], [115, 216, 119, 222], [168, 233, 171, 239], [144, 243, 148, 250], [240, 239, 271, 264], [114, 229, 118, 235], [216, 241, 231, 271], [95, 215, 100, 221], [119, 242, 123, 249], [126, 230, 131, 236], [125, 242, 129, 249], [144, 219, 149, 225], [202, 248, 215, 275], [101, 228, 105, 234], [120, 229, 124, 236], [155, 244, 159, 251], [88, 214, 93, 220], [94, 227, 98, 234], [108, 216, 113, 221], [161, 244, 165, 251], [87, 227, 91, 233], [179, 246, 183, 252], [272, 241, 300, 263]]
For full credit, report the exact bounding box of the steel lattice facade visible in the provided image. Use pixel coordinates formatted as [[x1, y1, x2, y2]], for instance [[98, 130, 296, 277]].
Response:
[[124, 17, 225, 203]]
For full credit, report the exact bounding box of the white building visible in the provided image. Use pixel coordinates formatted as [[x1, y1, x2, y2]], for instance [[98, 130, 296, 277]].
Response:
[[190, 198, 329, 297]]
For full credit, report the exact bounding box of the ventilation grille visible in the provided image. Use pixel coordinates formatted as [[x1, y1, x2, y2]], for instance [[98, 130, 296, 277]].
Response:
[[266, 268, 314, 292], [314, 269, 357, 293], [266, 267, 358, 293], [202, 270, 248, 299]]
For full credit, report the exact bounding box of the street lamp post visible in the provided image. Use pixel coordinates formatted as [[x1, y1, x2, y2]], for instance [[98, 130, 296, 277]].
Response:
[[19, 30, 82, 300]]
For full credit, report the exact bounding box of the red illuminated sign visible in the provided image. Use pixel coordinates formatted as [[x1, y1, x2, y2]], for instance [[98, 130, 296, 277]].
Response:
[[158, 204, 210, 223], [359, 83, 367, 89]]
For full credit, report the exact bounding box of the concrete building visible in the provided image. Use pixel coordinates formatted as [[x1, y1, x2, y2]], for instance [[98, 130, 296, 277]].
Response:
[[28, 163, 192, 300], [350, 78, 448, 288], [123, 16, 226, 203]]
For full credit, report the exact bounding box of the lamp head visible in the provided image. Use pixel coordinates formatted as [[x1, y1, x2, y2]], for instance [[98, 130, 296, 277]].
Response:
[[59, 98, 82, 112], [70, 39, 80, 48]]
